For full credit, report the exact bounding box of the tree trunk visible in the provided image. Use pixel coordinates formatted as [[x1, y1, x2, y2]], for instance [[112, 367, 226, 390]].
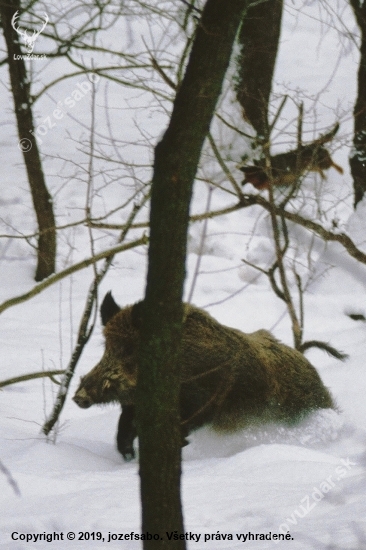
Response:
[[236, 0, 283, 138], [349, 0, 366, 207], [136, 1, 248, 548], [0, 0, 56, 281]]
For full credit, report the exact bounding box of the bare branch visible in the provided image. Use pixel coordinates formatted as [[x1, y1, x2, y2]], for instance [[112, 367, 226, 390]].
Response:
[[87, 193, 366, 269], [207, 132, 242, 196], [240, 194, 366, 265], [0, 236, 148, 315], [0, 370, 65, 389], [267, 177, 302, 349], [0, 460, 20, 497]]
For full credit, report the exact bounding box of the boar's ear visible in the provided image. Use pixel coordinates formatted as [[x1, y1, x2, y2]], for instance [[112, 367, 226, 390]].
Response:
[[131, 300, 144, 329], [100, 292, 121, 326]]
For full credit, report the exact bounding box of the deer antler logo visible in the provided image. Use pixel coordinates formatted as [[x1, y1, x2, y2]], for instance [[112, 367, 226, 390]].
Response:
[[11, 11, 49, 54]]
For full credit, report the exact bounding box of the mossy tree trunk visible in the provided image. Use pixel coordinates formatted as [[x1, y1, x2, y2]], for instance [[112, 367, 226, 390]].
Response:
[[236, 0, 283, 139], [136, 1, 248, 548], [350, 0, 366, 207], [0, 0, 56, 281]]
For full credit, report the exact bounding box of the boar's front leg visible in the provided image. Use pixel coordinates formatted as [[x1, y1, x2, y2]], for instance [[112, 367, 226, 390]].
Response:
[[117, 405, 190, 460], [116, 405, 137, 461]]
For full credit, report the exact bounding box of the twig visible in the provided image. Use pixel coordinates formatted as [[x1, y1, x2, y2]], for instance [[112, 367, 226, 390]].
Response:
[[295, 272, 304, 333], [179, 0, 202, 14], [187, 186, 213, 302], [151, 56, 177, 90], [0, 460, 20, 496], [297, 102, 304, 149], [207, 132, 243, 197], [268, 95, 288, 137], [215, 113, 254, 139], [266, 131, 302, 349]]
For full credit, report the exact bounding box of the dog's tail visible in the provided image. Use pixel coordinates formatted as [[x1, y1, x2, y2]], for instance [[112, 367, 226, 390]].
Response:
[[312, 122, 340, 147]]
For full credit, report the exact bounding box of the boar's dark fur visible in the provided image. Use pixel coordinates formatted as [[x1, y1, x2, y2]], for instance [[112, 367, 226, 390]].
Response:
[[73, 292, 334, 460]]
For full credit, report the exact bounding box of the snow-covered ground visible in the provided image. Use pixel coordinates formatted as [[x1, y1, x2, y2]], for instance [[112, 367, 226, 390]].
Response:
[[1, 1, 366, 549]]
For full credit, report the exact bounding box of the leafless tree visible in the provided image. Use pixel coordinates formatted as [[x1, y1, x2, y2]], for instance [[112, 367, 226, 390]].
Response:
[[349, 0, 366, 207], [0, 0, 56, 281], [136, 0, 248, 546], [236, 0, 283, 141]]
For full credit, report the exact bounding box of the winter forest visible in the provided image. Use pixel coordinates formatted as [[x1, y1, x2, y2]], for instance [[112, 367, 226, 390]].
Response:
[[1, 0, 366, 549]]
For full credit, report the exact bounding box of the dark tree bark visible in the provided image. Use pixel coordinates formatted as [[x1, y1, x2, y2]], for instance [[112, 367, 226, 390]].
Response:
[[236, 0, 283, 138], [136, 0, 248, 547], [0, 0, 56, 281], [349, 0, 366, 207]]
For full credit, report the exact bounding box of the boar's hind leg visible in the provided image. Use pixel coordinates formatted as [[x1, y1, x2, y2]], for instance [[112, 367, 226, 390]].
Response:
[[116, 405, 137, 461]]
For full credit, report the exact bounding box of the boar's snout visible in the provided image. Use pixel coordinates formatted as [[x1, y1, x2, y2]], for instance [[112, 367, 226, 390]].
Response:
[[73, 390, 93, 409]]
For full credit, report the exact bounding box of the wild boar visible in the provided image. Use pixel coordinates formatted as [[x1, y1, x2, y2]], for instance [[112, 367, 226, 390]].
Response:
[[73, 292, 334, 460]]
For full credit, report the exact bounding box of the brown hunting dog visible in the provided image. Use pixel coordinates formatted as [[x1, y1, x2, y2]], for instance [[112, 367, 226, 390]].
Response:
[[240, 124, 343, 190]]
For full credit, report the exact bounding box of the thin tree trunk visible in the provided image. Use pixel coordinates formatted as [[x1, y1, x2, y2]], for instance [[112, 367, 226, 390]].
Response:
[[349, 0, 366, 207], [236, 0, 283, 138], [42, 197, 148, 437], [0, 0, 56, 281], [136, 1, 248, 548]]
